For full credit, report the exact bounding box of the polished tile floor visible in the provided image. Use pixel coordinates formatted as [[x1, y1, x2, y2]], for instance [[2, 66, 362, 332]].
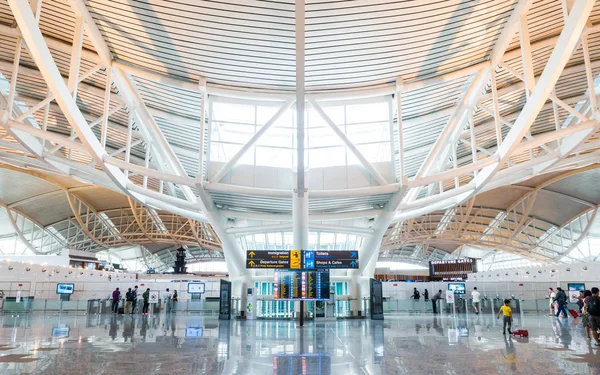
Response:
[[0, 311, 598, 374]]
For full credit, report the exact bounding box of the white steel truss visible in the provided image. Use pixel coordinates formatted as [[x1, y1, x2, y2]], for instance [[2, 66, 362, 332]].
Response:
[[0, 0, 597, 277]]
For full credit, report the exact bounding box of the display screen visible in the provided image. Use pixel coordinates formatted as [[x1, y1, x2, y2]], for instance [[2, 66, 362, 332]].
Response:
[[568, 283, 585, 291], [51, 327, 69, 338], [56, 283, 74, 294], [274, 270, 330, 300], [448, 283, 466, 294], [185, 327, 203, 337], [187, 283, 205, 294], [273, 354, 331, 375], [429, 258, 476, 279]]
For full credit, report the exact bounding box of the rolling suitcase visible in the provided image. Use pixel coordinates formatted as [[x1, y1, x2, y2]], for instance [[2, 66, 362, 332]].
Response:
[[118, 307, 125, 314], [569, 309, 579, 318]]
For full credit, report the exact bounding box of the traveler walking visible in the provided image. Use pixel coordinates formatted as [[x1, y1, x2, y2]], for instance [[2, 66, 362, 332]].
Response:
[[587, 287, 600, 346], [431, 290, 443, 314], [548, 288, 556, 316], [131, 285, 139, 314], [497, 299, 513, 335], [423, 289, 429, 301], [142, 288, 150, 315], [124, 288, 134, 314], [577, 290, 585, 313], [165, 288, 173, 314], [410, 288, 420, 301], [472, 287, 481, 315], [111, 288, 120, 313], [582, 290, 592, 340], [554, 287, 569, 318]]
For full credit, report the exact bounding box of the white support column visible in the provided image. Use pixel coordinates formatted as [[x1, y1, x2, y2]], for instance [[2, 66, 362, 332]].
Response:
[[197, 82, 207, 182], [466, 0, 596, 204], [519, 13, 536, 97], [100, 67, 112, 148], [468, 112, 478, 176], [67, 15, 84, 101], [7, 0, 141, 196], [210, 98, 294, 184], [294, 0, 308, 251], [413, 0, 533, 187], [582, 34, 598, 120], [5, 36, 22, 120], [308, 98, 388, 186], [396, 77, 406, 184], [491, 69, 503, 147]]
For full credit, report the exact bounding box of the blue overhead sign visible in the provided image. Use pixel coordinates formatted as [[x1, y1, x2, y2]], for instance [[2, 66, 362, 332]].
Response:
[[312, 251, 359, 269], [247, 250, 359, 269], [303, 250, 315, 269]]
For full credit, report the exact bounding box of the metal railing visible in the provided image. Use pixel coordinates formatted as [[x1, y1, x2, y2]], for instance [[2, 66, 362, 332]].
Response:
[[0, 298, 220, 316]]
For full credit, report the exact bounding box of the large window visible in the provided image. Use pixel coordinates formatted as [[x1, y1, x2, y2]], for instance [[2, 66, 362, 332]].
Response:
[[239, 231, 364, 251], [209, 97, 392, 169]]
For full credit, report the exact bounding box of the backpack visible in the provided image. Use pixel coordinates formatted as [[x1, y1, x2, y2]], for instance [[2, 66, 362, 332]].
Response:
[[415, 290, 420, 298], [588, 296, 600, 316], [126, 291, 133, 302]]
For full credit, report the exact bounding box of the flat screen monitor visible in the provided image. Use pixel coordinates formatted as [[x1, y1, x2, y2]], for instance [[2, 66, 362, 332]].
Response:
[[56, 283, 74, 295], [185, 327, 203, 337], [51, 327, 69, 338], [448, 283, 466, 294], [188, 283, 205, 294]]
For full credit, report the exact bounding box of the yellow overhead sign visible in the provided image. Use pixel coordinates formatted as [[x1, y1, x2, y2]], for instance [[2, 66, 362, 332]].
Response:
[[290, 249, 301, 269]]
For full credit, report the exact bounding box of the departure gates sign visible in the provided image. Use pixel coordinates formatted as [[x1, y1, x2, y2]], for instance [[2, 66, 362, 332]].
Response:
[[246, 250, 358, 269]]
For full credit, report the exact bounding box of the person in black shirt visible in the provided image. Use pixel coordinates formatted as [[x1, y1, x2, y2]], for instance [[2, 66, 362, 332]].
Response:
[[431, 290, 443, 314], [554, 287, 569, 318], [410, 288, 420, 301]]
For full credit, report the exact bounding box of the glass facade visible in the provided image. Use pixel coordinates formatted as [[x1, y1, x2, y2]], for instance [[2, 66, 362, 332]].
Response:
[[209, 97, 391, 169], [239, 232, 364, 252]]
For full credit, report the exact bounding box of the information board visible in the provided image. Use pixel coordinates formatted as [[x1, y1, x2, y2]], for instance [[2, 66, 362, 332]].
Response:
[[56, 283, 74, 295], [187, 283, 205, 294], [273, 354, 331, 375], [308, 251, 359, 269], [246, 251, 291, 269], [429, 258, 476, 279], [274, 269, 330, 300], [246, 250, 359, 269]]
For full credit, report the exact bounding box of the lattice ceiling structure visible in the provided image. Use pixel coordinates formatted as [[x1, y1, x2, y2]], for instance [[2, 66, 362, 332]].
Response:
[[0, 0, 599, 276], [0, 164, 222, 270]]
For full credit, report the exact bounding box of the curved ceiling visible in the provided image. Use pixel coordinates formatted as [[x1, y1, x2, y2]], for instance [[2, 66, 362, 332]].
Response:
[[384, 165, 600, 264], [0, 165, 222, 266], [0, 0, 599, 274]]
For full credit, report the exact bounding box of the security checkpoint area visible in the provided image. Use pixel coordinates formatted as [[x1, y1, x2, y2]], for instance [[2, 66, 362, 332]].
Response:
[[1, 0, 600, 374]]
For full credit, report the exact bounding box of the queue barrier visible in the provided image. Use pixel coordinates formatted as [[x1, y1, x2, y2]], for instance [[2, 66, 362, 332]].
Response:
[[381, 298, 578, 315], [0, 298, 220, 316]]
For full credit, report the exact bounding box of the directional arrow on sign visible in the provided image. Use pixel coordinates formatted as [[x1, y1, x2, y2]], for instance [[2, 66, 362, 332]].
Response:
[[350, 252, 357, 258], [248, 251, 256, 257], [350, 261, 357, 268], [248, 260, 256, 267]]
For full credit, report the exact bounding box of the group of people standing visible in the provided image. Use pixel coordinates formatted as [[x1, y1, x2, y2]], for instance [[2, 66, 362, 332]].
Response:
[[549, 286, 600, 347], [111, 286, 178, 315], [409, 287, 483, 315]]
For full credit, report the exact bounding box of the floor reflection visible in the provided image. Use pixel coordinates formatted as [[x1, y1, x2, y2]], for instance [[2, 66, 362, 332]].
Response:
[[0, 313, 597, 374]]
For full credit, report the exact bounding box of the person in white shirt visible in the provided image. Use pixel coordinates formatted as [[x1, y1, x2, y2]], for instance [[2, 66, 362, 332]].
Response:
[[471, 287, 481, 315], [549, 288, 556, 316], [165, 288, 173, 314]]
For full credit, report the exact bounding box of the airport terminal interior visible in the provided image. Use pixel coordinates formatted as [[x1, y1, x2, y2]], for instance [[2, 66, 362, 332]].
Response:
[[2, 0, 600, 374]]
